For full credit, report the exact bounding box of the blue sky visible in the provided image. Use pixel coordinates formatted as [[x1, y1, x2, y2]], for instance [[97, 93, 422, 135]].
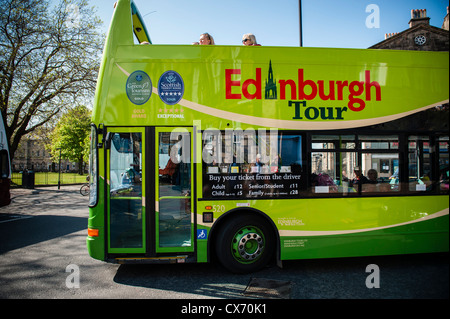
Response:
[[89, 0, 448, 48]]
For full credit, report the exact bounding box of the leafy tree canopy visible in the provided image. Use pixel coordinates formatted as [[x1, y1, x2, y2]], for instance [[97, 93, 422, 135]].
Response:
[[48, 105, 91, 174], [0, 0, 103, 160]]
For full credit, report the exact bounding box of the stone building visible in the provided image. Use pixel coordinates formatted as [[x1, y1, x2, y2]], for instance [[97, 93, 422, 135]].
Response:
[[369, 7, 449, 51], [12, 138, 78, 173]]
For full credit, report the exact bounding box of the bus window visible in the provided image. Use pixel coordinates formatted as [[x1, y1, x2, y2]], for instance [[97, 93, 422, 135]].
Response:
[[310, 150, 358, 194], [202, 130, 304, 199], [311, 135, 357, 194], [361, 153, 399, 193], [310, 134, 401, 195], [438, 136, 449, 193], [110, 133, 142, 196], [109, 132, 143, 249], [360, 135, 399, 150], [312, 135, 356, 150], [157, 130, 192, 249], [408, 136, 432, 192], [88, 125, 98, 207]]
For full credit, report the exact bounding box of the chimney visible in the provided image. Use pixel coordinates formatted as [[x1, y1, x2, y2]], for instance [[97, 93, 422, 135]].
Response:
[[409, 9, 430, 28], [384, 32, 399, 39]]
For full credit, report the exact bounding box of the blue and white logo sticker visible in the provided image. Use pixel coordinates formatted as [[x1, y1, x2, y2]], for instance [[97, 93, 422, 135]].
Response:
[[158, 70, 184, 105], [197, 229, 207, 240], [126, 70, 152, 105]]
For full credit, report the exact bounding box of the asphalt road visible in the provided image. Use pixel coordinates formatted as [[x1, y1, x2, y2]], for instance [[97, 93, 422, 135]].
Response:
[[0, 185, 448, 303]]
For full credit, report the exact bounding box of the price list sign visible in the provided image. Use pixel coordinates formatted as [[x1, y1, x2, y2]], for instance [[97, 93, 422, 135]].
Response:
[[202, 172, 302, 199]]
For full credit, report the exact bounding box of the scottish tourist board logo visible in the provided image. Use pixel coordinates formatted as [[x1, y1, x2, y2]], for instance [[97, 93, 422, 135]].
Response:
[[158, 70, 184, 105], [126, 70, 152, 105]]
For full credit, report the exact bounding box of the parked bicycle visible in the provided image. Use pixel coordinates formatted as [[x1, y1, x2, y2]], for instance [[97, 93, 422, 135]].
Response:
[[80, 176, 90, 196]]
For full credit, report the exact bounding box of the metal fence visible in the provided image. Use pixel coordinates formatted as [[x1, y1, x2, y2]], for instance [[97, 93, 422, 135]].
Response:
[[11, 172, 87, 187]]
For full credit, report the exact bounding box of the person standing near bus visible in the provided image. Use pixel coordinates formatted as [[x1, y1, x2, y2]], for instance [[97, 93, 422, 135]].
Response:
[[199, 33, 215, 45], [242, 33, 261, 46]]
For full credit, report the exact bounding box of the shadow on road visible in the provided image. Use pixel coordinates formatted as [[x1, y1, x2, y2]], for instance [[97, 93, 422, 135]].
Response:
[[112, 253, 449, 299], [0, 215, 86, 253], [113, 262, 256, 298]]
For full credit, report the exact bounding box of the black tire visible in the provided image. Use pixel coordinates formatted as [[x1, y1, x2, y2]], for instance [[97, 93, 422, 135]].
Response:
[[215, 213, 275, 273]]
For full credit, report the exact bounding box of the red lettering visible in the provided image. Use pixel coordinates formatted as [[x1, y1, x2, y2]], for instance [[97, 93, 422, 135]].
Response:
[[348, 80, 365, 111], [318, 80, 335, 100], [336, 81, 348, 100], [224, 67, 382, 111], [279, 79, 297, 100], [242, 68, 262, 99], [225, 69, 241, 99], [365, 70, 381, 101], [298, 69, 317, 100]]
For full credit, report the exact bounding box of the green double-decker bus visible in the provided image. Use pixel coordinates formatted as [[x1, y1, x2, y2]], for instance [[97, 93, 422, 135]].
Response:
[[87, 0, 449, 273]]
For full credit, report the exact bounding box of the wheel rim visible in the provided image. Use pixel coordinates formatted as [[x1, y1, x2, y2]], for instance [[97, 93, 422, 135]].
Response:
[[231, 226, 265, 264]]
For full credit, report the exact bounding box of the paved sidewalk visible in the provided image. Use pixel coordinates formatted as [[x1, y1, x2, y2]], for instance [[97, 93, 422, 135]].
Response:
[[0, 185, 85, 218], [0, 185, 89, 255], [0, 185, 221, 299]]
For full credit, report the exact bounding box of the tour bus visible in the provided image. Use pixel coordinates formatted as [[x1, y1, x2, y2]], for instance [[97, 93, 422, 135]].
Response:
[[0, 112, 11, 207], [87, 0, 449, 273]]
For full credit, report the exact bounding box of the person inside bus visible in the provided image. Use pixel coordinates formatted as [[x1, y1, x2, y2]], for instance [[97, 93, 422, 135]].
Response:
[[367, 169, 378, 184], [253, 153, 264, 173], [363, 168, 379, 192], [242, 33, 261, 46], [341, 170, 349, 182], [199, 33, 215, 45], [121, 163, 141, 190], [350, 166, 368, 187]]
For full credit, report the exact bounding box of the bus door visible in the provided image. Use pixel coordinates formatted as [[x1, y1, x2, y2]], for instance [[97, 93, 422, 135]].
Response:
[[155, 127, 194, 253], [106, 127, 146, 254]]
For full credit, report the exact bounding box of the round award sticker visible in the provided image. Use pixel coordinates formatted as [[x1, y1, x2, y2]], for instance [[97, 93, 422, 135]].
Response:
[[158, 70, 184, 105], [126, 71, 152, 105]]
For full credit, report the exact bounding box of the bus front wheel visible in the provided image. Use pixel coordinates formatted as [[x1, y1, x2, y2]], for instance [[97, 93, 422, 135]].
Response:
[[215, 213, 275, 273]]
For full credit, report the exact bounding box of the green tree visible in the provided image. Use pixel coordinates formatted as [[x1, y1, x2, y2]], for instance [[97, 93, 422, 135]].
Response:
[[49, 105, 91, 174], [0, 0, 103, 160]]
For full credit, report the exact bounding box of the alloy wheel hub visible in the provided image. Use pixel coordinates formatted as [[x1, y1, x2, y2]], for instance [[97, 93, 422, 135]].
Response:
[[232, 227, 265, 263]]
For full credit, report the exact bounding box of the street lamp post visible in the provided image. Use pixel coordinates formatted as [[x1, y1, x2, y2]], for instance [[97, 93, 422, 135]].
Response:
[[299, 0, 303, 47], [57, 147, 61, 190]]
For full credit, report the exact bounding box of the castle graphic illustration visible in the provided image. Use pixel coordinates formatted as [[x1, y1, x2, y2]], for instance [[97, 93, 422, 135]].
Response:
[[265, 60, 277, 99]]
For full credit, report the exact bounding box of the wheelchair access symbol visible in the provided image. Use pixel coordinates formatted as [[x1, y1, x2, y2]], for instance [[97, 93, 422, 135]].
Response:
[[197, 229, 207, 240]]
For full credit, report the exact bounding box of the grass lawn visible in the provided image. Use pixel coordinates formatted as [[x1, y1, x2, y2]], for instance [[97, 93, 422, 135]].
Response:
[[11, 172, 87, 186]]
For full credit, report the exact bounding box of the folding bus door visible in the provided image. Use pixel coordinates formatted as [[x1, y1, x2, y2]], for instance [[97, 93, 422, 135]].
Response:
[[155, 127, 194, 253], [107, 127, 146, 254]]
